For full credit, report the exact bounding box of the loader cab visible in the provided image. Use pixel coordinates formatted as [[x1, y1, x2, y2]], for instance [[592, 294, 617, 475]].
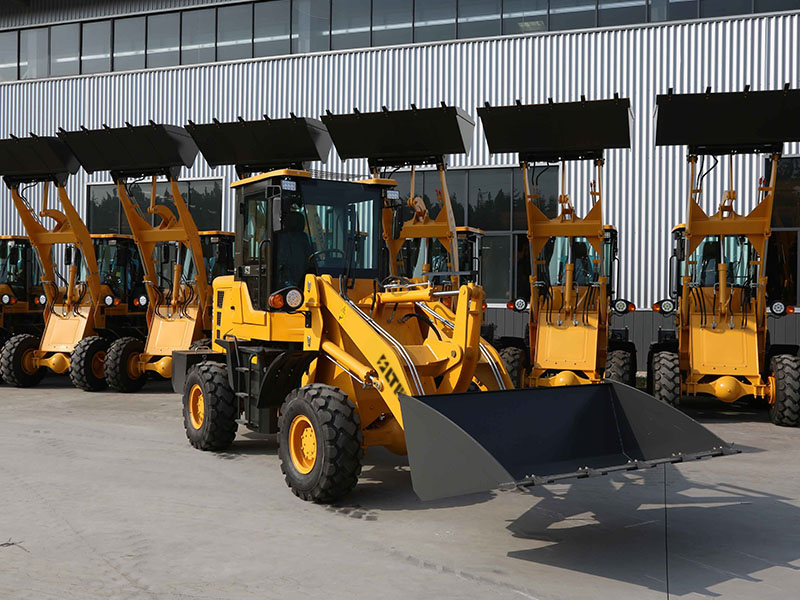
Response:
[[0, 237, 40, 303], [234, 171, 384, 311], [535, 226, 618, 293], [177, 232, 235, 285], [80, 235, 146, 311]]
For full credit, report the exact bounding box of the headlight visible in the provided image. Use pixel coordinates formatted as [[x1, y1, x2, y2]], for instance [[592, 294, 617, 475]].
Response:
[[38, 294, 47, 305], [138, 295, 148, 306], [1, 294, 10, 305], [285, 288, 303, 309], [281, 179, 297, 191], [653, 298, 676, 316], [771, 301, 787, 317], [103, 295, 114, 306], [613, 299, 628, 314], [506, 297, 528, 312], [386, 190, 400, 201]]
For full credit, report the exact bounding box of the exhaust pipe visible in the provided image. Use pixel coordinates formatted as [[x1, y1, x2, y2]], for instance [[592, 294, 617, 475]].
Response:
[[399, 382, 738, 501]]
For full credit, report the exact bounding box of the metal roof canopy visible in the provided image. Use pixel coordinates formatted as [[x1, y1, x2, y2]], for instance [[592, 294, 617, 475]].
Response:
[[0, 135, 79, 188], [322, 105, 474, 168], [478, 98, 632, 163], [186, 116, 332, 177], [58, 123, 198, 181], [655, 88, 800, 155]]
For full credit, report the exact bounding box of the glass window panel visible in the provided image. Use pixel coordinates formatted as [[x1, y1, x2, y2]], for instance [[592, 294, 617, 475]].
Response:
[[767, 232, 798, 306], [331, 0, 371, 50], [19, 27, 48, 79], [598, 0, 647, 26], [458, 0, 501, 39], [550, 0, 597, 31], [482, 235, 511, 300], [255, 1, 290, 57], [147, 13, 180, 68], [515, 233, 531, 300], [755, 0, 800, 11], [218, 4, 253, 61], [0, 31, 17, 81], [503, 0, 547, 34], [50, 24, 79, 77], [82, 20, 111, 74], [88, 185, 122, 234], [468, 168, 511, 230], [182, 8, 216, 64], [650, 0, 698, 21], [114, 17, 145, 71], [292, 0, 330, 53], [448, 171, 467, 227], [415, 0, 457, 43], [773, 158, 800, 228], [372, 0, 413, 46], [513, 164, 559, 229], [189, 180, 223, 231], [700, 0, 752, 17]]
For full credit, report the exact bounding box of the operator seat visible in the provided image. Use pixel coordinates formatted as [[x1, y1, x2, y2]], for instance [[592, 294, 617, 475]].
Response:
[[275, 211, 313, 288]]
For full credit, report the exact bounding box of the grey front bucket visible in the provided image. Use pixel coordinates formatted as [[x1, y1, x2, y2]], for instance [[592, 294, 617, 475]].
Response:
[[399, 382, 738, 501]]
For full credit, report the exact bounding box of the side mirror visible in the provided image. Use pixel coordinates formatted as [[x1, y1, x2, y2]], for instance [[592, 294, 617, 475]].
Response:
[[612, 298, 636, 316], [652, 298, 676, 316]]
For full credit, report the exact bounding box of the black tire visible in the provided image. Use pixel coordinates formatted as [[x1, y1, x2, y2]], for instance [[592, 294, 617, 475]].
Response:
[[0, 329, 12, 384], [183, 361, 238, 451], [769, 354, 800, 427], [105, 336, 147, 393], [499, 346, 526, 388], [278, 384, 363, 503], [190, 338, 213, 351], [651, 351, 681, 406], [0, 333, 45, 388], [69, 336, 110, 392], [605, 349, 635, 386]]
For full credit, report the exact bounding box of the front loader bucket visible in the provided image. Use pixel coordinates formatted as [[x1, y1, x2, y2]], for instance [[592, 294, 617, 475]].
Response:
[[0, 135, 79, 186], [400, 382, 737, 501], [58, 123, 198, 178], [186, 116, 332, 175], [478, 98, 632, 162], [322, 105, 474, 167]]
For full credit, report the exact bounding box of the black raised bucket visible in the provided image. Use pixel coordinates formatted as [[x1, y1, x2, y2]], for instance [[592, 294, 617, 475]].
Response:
[[322, 105, 474, 167], [400, 381, 737, 501], [478, 98, 632, 162], [58, 123, 198, 179], [0, 135, 80, 186], [655, 88, 800, 154], [186, 117, 332, 175]]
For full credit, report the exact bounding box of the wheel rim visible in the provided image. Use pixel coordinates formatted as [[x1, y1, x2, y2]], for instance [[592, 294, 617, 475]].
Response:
[[288, 415, 317, 474], [21, 349, 37, 375], [188, 384, 205, 430], [127, 352, 141, 379], [92, 351, 107, 380]]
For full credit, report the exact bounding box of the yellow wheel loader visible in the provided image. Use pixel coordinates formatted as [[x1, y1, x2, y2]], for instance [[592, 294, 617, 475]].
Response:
[[172, 109, 736, 504], [0, 235, 46, 382], [478, 97, 637, 389], [648, 87, 800, 426], [0, 135, 147, 390], [59, 123, 234, 392]]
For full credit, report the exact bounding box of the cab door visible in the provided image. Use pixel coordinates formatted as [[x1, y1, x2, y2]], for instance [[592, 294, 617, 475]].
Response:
[[239, 185, 280, 311]]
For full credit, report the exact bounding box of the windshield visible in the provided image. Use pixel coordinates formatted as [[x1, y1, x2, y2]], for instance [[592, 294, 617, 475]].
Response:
[[537, 236, 601, 286], [0, 240, 25, 286], [274, 179, 380, 289], [688, 235, 757, 287], [80, 239, 144, 300]]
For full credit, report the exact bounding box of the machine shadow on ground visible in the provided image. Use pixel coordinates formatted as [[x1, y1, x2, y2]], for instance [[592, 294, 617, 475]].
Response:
[[506, 464, 800, 597]]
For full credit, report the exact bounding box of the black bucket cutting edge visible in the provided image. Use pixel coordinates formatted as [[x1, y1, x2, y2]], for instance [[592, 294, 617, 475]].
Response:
[[399, 381, 739, 501]]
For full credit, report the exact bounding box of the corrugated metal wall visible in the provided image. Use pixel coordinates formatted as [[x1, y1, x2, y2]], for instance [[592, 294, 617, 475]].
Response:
[[0, 12, 798, 314], [0, 0, 240, 29]]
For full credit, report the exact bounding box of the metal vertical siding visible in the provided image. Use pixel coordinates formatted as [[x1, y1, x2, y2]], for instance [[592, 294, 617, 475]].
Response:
[[0, 13, 798, 310]]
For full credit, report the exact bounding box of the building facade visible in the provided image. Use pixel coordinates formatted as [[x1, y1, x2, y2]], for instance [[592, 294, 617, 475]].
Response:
[[1, 0, 800, 365]]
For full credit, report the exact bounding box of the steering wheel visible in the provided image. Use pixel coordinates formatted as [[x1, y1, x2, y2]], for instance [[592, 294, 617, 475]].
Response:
[[308, 249, 345, 265]]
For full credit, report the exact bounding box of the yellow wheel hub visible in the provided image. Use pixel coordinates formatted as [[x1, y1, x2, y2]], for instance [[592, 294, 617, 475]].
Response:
[[188, 384, 205, 430], [21, 349, 37, 375], [288, 415, 317, 474], [92, 351, 106, 380], [127, 352, 141, 379]]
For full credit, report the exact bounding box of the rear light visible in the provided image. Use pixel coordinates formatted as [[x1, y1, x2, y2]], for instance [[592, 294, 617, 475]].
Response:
[[113, 298, 121, 306], [268, 293, 285, 310], [133, 298, 140, 306], [482, 301, 487, 310], [506, 301, 514, 310], [788, 305, 796, 315]]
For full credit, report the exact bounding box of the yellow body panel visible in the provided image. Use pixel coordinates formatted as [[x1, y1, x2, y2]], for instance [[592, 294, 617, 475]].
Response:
[[688, 314, 759, 378], [39, 304, 92, 352], [145, 306, 201, 355], [534, 311, 601, 371]]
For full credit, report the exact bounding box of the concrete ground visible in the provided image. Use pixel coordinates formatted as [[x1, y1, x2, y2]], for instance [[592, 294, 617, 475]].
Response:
[[1, 379, 799, 600]]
